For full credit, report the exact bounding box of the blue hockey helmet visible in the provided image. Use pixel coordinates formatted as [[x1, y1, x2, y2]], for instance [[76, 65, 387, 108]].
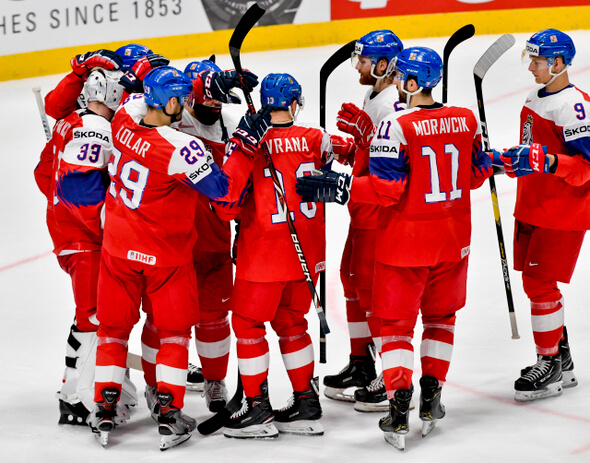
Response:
[[353, 30, 403, 65], [116, 43, 153, 71], [184, 59, 221, 80], [390, 47, 443, 89], [143, 66, 193, 109], [260, 73, 303, 110], [524, 29, 576, 66]]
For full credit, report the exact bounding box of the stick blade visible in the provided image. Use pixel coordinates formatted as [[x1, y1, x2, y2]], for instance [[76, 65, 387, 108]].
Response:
[[473, 34, 516, 80], [443, 24, 475, 63], [229, 3, 266, 71]]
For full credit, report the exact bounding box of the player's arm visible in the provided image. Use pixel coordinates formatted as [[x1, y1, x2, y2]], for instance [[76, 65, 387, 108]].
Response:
[[34, 138, 57, 200], [470, 133, 493, 189]]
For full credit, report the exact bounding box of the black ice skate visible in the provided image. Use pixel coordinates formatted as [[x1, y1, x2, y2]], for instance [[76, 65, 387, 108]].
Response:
[[354, 373, 388, 412], [419, 376, 446, 437], [203, 379, 228, 412], [186, 363, 205, 392], [89, 388, 120, 447], [156, 392, 196, 451], [559, 326, 577, 388], [145, 385, 159, 422], [323, 343, 377, 402], [273, 377, 323, 436], [379, 385, 414, 451], [515, 355, 563, 402], [223, 379, 278, 439]]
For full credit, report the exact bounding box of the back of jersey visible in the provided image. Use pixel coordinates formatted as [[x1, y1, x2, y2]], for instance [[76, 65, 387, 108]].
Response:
[[235, 123, 330, 282]]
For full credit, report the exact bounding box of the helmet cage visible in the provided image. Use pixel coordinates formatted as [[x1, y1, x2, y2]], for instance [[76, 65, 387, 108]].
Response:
[[83, 68, 124, 111]]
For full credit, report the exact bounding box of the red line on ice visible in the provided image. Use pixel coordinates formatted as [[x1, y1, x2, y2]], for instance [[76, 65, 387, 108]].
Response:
[[0, 251, 52, 273]]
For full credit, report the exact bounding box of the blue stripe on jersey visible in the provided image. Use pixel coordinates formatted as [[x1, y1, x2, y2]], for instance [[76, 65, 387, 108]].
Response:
[[565, 136, 590, 163], [57, 170, 107, 208], [369, 153, 408, 182], [471, 138, 492, 177], [183, 163, 230, 199]]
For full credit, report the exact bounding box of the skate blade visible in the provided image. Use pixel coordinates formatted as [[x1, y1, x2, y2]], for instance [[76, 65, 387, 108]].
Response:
[[185, 383, 205, 393], [275, 420, 324, 436], [355, 398, 415, 413], [160, 432, 191, 451], [421, 419, 438, 437], [514, 381, 563, 402], [223, 422, 279, 439], [323, 387, 356, 403], [95, 431, 110, 448], [562, 371, 578, 389], [383, 432, 406, 451]]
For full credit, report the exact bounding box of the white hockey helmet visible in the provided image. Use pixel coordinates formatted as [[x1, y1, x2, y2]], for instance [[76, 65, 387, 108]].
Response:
[[83, 68, 124, 111]]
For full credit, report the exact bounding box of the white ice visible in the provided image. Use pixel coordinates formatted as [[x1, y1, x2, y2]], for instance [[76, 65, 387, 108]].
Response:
[[1, 30, 590, 462]]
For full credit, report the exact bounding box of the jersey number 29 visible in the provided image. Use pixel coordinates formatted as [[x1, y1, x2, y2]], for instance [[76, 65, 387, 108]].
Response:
[[108, 148, 150, 210]]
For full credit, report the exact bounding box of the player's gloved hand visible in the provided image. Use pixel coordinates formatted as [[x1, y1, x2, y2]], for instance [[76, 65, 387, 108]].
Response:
[[296, 170, 352, 205], [331, 135, 356, 167], [336, 103, 375, 150], [71, 49, 123, 78], [119, 54, 170, 94], [487, 148, 507, 175], [232, 107, 272, 156], [500, 143, 549, 178], [201, 70, 259, 104]]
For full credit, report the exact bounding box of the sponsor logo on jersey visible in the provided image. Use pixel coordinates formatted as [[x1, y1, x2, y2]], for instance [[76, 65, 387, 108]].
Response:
[[412, 117, 469, 136], [187, 161, 212, 184], [73, 130, 110, 142], [564, 123, 590, 141], [370, 144, 399, 157], [127, 250, 156, 265], [315, 261, 326, 272], [522, 115, 533, 144]]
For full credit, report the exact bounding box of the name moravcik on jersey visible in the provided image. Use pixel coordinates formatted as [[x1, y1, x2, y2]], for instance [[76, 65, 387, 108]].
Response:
[[517, 84, 590, 230], [349, 85, 405, 231], [34, 109, 112, 255], [214, 122, 334, 282], [105, 94, 252, 268], [351, 103, 492, 267], [174, 110, 238, 253]]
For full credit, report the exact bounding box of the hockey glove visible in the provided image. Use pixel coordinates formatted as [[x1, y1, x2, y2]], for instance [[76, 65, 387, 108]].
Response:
[[119, 54, 170, 94], [336, 103, 375, 150], [500, 143, 549, 178], [295, 170, 352, 205], [201, 70, 259, 104], [331, 135, 356, 167], [232, 107, 272, 156], [71, 49, 123, 78]]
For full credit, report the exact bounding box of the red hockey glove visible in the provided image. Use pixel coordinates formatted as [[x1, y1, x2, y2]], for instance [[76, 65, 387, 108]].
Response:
[[336, 103, 375, 150], [119, 54, 170, 94], [70, 49, 122, 78], [330, 135, 356, 167]]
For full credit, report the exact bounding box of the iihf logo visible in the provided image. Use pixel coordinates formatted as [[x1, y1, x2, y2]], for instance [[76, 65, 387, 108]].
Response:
[[522, 115, 533, 144]]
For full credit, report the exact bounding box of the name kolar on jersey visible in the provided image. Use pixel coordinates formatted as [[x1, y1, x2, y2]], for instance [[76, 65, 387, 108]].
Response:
[[412, 117, 469, 136], [265, 136, 309, 154]]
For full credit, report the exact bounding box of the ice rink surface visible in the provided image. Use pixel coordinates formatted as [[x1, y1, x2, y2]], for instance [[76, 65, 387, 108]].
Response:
[[1, 29, 590, 462]]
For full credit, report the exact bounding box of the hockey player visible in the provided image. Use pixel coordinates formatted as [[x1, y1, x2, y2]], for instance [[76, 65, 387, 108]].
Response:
[[495, 29, 590, 402], [214, 73, 332, 439], [324, 29, 404, 413], [115, 43, 153, 71], [34, 68, 137, 427], [297, 47, 492, 450], [90, 65, 270, 450]]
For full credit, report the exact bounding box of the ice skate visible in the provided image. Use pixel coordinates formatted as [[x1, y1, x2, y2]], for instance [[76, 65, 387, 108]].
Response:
[[419, 376, 445, 437], [379, 386, 413, 451], [89, 388, 120, 448], [354, 373, 388, 412], [515, 355, 563, 402], [323, 343, 377, 402], [273, 377, 323, 436], [156, 392, 196, 451], [58, 399, 89, 426], [145, 385, 159, 422], [203, 379, 228, 413], [186, 363, 205, 392], [223, 380, 278, 439]]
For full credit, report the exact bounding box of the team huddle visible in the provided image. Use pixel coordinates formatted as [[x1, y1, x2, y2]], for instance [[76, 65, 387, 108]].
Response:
[[34, 26, 590, 452]]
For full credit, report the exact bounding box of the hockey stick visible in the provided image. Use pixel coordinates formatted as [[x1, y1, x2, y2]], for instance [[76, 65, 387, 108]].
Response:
[[32, 87, 53, 140], [229, 3, 330, 337], [197, 370, 243, 435], [317, 40, 357, 364], [473, 34, 520, 340], [442, 24, 475, 104]]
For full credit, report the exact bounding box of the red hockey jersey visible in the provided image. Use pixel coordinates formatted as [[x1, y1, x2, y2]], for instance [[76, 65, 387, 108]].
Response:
[[104, 94, 252, 267], [214, 122, 333, 282], [351, 103, 492, 267], [34, 109, 112, 255], [516, 85, 590, 231]]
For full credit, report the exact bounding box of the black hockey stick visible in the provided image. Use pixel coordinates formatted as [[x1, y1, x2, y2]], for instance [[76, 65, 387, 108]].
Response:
[[316, 40, 356, 364], [229, 3, 330, 337], [196, 370, 243, 435], [473, 34, 520, 340], [442, 24, 475, 104]]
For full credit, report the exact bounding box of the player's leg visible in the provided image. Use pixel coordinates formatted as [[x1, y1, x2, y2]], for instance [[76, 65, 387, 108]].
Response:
[[270, 277, 323, 436], [224, 279, 280, 439]]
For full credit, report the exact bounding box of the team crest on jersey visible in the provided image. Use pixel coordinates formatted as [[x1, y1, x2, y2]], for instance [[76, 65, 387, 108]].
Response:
[[522, 115, 533, 144]]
